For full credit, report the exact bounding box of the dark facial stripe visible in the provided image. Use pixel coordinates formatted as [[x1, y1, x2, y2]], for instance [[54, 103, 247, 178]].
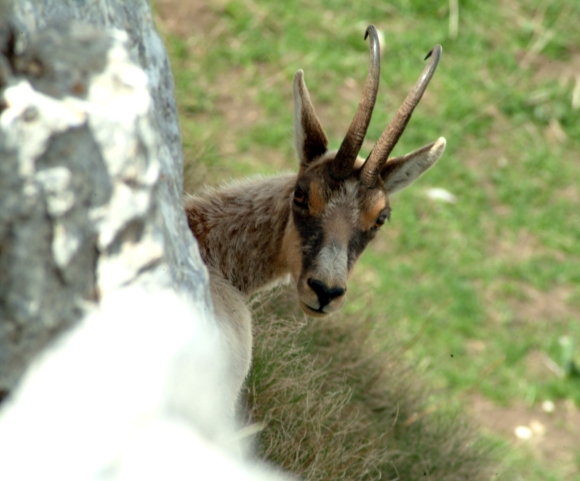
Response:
[[347, 228, 376, 271], [292, 207, 325, 274]]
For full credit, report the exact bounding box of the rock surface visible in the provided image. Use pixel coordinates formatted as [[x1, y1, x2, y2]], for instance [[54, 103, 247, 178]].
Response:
[[0, 1, 211, 396], [0, 1, 288, 479]]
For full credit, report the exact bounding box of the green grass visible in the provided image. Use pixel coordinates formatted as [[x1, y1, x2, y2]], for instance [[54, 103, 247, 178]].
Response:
[[154, 0, 580, 478]]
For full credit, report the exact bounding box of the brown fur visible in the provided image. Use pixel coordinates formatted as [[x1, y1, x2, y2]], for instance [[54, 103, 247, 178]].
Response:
[[360, 195, 387, 231], [184, 44, 446, 413], [186, 176, 295, 296]]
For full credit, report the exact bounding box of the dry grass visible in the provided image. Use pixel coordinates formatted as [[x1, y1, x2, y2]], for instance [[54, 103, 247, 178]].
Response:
[[244, 291, 505, 481]]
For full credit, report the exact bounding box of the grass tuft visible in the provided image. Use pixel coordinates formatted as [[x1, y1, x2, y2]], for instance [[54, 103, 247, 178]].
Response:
[[245, 292, 504, 481]]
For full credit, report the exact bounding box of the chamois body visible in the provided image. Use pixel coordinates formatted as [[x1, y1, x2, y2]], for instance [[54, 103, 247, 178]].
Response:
[[186, 175, 295, 296], [185, 176, 295, 408], [185, 26, 446, 412]]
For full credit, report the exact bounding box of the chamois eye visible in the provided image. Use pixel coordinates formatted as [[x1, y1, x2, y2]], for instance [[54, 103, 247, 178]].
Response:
[[372, 211, 390, 231], [293, 187, 307, 208]]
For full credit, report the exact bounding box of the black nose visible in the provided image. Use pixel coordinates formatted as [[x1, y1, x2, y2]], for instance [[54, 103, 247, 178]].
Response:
[[307, 278, 346, 309]]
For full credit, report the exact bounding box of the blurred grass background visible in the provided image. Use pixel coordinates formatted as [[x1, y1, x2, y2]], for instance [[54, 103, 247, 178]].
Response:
[[153, 0, 580, 478]]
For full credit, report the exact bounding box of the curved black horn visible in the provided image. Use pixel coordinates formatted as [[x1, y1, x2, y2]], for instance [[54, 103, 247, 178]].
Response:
[[360, 45, 442, 188], [330, 25, 381, 181]]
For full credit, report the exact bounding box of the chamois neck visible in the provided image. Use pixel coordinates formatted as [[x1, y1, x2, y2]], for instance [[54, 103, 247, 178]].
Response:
[[185, 175, 295, 295]]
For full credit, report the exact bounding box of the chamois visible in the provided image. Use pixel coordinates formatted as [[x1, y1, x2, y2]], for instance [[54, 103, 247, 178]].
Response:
[[185, 26, 446, 413]]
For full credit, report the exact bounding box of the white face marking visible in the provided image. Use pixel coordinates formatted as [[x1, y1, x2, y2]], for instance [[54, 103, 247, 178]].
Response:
[[325, 180, 359, 211], [305, 180, 359, 310], [315, 242, 348, 295]]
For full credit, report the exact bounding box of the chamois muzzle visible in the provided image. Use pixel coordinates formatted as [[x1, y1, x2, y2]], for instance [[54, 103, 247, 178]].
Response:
[[307, 278, 346, 311]]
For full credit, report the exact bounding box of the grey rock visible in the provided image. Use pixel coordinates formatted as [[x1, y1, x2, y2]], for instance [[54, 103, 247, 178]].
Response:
[[0, 2, 211, 397]]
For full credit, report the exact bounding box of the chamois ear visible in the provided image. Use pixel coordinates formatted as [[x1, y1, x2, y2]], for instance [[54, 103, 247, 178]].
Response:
[[293, 70, 328, 167], [381, 137, 446, 194]]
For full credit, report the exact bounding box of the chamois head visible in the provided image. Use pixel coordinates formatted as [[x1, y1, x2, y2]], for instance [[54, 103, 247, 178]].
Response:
[[288, 25, 446, 317]]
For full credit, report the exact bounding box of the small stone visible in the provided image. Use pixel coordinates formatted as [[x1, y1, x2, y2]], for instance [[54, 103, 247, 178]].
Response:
[[514, 426, 532, 440], [426, 187, 457, 204], [541, 400, 555, 413]]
